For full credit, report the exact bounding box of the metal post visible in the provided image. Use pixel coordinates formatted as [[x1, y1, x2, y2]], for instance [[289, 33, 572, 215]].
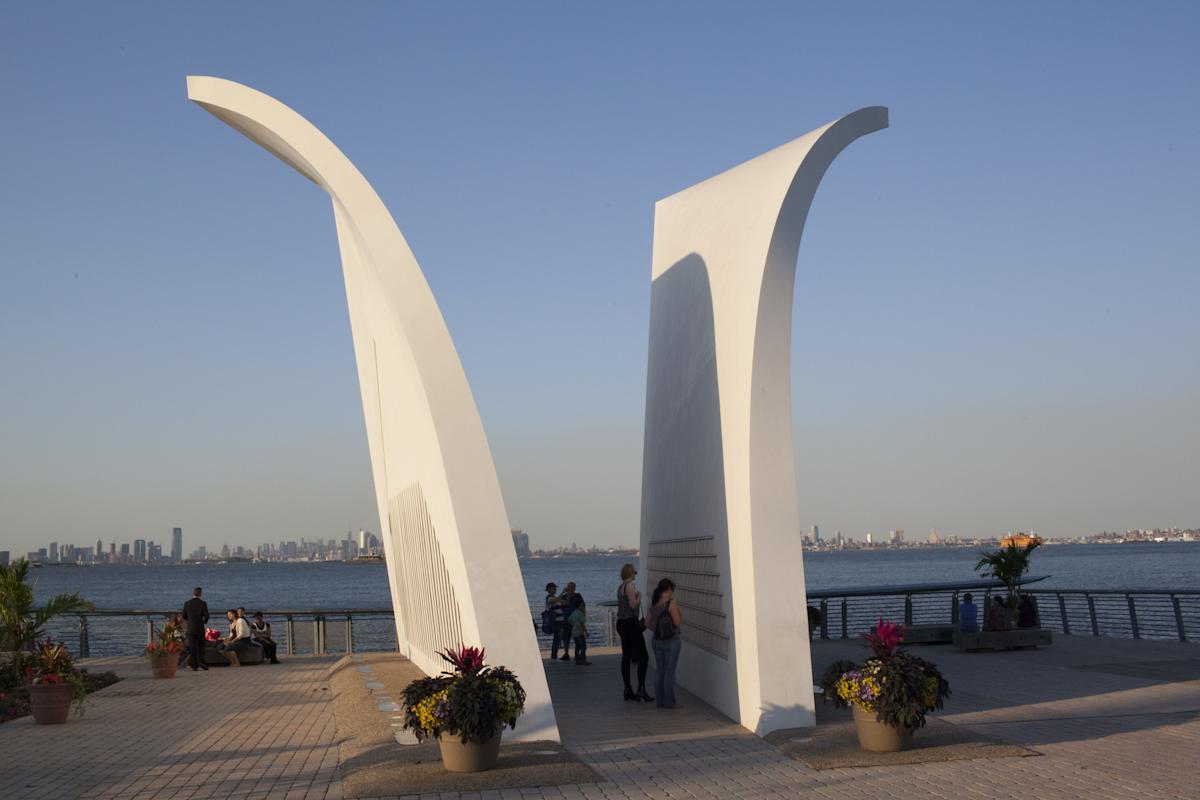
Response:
[[840, 599, 848, 639], [1058, 593, 1070, 635], [605, 608, 615, 647], [345, 614, 353, 654], [1171, 595, 1187, 642], [286, 615, 295, 656], [1126, 595, 1140, 639], [819, 599, 829, 639], [312, 617, 321, 655], [904, 594, 913, 626], [147, 618, 154, 646], [79, 618, 90, 662], [1087, 594, 1099, 636], [319, 615, 327, 653], [950, 592, 959, 625]]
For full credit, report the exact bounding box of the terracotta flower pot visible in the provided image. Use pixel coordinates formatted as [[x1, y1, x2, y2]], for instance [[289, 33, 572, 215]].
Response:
[[851, 704, 913, 752], [437, 729, 502, 772], [150, 654, 179, 679], [29, 683, 76, 725]]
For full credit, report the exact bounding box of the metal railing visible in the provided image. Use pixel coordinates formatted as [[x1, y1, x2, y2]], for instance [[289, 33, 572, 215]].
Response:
[[807, 580, 1200, 643], [64, 606, 624, 659], [64, 583, 1199, 659], [65, 609, 398, 659]]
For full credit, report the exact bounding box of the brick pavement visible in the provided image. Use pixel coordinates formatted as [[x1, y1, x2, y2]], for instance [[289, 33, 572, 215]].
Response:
[[0, 656, 342, 800], [1, 636, 1197, 799]]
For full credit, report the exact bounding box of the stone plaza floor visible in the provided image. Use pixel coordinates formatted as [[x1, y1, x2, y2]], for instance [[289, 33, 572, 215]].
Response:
[[0, 634, 1196, 799]]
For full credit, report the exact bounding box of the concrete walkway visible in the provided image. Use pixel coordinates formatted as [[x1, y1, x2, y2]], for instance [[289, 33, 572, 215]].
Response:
[[541, 635, 1200, 800], [0, 656, 342, 800], [0, 635, 1196, 799]]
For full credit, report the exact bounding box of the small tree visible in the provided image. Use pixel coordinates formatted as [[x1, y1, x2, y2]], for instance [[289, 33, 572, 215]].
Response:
[[0, 559, 93, 656], [974, 541, 1040, 610]]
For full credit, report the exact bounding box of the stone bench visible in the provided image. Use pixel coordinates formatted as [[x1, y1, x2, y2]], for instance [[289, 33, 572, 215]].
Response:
[[863, 623, 956, 644], [198, 641, 266, 666], [953, 628, 1053, 651], [900, 624, 956, 644]]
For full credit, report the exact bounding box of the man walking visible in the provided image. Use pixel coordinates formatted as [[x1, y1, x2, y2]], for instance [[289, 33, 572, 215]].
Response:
[[182, 587, 209, 671]]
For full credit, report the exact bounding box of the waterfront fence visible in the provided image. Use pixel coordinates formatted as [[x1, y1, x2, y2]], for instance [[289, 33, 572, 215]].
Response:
[[61, 586, 1199, 659], [807, 585, 1200, 643], [59, 607, 622, 659]]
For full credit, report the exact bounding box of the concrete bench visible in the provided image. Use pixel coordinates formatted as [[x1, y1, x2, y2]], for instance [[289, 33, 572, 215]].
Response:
[[953, 628, 1053, 651], [864, 623, 956, 644], [199, 641, 266, 666], [901, 624, 955, 644]]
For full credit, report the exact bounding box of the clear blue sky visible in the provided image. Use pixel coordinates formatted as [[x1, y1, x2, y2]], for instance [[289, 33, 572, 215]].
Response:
[[2, 3, 1197, 555]]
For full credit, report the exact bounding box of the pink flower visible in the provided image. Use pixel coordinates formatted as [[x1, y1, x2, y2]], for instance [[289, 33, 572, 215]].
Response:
[[865, 618, 905, 658], [439, 645, 487, 676]]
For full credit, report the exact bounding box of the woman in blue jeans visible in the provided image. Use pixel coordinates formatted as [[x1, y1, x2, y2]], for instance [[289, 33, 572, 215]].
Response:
[[648, 578, 683, 709]]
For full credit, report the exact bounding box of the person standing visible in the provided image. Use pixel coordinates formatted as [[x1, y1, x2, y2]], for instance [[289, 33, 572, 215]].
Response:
[[647, 578, 682, 709], [544, 583, 566, 661], [567, 596, 591, 666], [558, 582, 578, 661], [616, 563, 652, 702], [182, 587, 209, 671]]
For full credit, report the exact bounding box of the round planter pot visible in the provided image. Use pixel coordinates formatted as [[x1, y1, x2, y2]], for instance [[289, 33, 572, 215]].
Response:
[[150, 655, 179, 679], [851, 704, 913, 752], [29, 683, 76, 725], [437, 729, 502, 772]]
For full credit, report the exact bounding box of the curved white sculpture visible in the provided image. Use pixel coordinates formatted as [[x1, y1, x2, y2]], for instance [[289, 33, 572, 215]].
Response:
[[187, 76, 559, 742], [640, 107, 888, 734]]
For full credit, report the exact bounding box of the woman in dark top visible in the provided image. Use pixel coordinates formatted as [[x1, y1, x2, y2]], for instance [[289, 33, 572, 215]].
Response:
[[616, 563, 652, 702], [647, 578, 683, 709]]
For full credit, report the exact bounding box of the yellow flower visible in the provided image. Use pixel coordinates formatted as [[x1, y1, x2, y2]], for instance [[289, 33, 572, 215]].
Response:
[[413, 688, 448, 732]]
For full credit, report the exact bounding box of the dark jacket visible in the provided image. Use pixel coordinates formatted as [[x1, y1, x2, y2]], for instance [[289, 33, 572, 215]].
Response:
[[182, 597, 209, 635]]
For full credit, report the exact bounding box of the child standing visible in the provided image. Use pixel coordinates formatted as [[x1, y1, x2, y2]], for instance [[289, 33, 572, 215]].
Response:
[[568, 596, 591, 666]]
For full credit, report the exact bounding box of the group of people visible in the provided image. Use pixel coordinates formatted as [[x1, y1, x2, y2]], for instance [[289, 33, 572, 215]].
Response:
[[958, 591, 1039, 633], [177, 586, 281, 669], [542, 564, 684, 709]]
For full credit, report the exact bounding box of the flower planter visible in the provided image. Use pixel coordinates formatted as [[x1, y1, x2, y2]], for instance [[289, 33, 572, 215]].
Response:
[[437, 729, 502, 772], [851, 704, 913, 752], [150, 655, 179, 679], [29, 683, 75, 725]]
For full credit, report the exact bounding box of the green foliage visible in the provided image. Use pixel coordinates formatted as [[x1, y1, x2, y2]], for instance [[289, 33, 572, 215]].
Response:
[[401, 648, 527, 744], [28, 639, 88, 715], [870, 653, 949, 730], [818, 620, 951, 732], [0, 664, 119, 725], [974, 541, 1041, 606], [0, 559, 93, 655], [79, 669, 121, 694]]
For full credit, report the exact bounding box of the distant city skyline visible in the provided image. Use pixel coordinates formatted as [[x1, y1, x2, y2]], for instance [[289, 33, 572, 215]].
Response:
[[2, 5, 1198, 556], [4, 524, 1196, 568]]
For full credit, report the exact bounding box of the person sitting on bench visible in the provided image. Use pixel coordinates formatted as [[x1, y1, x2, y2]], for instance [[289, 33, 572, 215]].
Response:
[[250, 611, 280, 664], [1016, 594, 1038, 628], [984, 596, 1011, 632], [959, 593, 979, 633], [221, 609, 254, 666]]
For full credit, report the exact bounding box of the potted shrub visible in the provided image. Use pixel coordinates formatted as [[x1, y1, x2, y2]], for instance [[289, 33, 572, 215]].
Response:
[[145, 621, 184, 679], [975, 539, 1041, 625], [400, 645, 526, 772], [819, 619, 950, 752], [25, 639, 87, 724]]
